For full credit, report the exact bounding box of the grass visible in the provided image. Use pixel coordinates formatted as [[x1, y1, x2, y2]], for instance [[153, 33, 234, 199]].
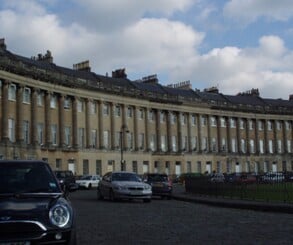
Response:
[[186, 179, 293, 203]]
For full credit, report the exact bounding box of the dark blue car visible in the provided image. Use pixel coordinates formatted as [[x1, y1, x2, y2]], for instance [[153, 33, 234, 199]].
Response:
[[0, 160, 76, 244]]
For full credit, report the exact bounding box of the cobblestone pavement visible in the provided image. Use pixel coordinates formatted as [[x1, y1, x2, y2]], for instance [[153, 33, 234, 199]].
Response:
[[70, 188, 293, 245]]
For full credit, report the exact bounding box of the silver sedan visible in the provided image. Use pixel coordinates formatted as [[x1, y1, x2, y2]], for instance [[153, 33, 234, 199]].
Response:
[[97, 171, 152, 202]]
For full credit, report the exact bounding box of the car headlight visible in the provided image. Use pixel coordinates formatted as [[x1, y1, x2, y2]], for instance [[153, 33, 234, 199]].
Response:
[[144, 185, 151, 190], [49, 204, 70, 228]]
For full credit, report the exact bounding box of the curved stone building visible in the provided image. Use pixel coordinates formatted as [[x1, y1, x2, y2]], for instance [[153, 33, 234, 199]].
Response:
[[0, 38, 292, 176]]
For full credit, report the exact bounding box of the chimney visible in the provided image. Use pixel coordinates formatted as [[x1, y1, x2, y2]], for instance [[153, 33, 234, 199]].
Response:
[[289, 94, 293, 101], [73, 60, 91, 72], [112, 68, 127, 78], [141, 74, 158, 84], [0, 38, 7, 50], [34, 50, 54, 63], [167, 81, 192, 90], [204, 86, 219, 94]]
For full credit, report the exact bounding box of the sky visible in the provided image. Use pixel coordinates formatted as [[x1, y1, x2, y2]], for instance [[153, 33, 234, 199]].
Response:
[[0, 0, 292, 100]]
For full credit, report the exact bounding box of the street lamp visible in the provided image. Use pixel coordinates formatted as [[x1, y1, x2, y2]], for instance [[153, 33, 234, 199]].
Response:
[[120, 124, 129, 171]]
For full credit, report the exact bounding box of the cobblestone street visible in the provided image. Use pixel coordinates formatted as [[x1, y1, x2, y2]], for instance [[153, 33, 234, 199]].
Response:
[[71, 189, 293, 245]]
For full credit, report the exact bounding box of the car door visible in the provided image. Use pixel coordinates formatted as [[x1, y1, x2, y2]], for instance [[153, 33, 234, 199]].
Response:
[[100, 173, 112, 197], [92, 176, 99, 187]]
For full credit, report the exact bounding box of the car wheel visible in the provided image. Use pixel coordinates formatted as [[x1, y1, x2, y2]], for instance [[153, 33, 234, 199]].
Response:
[[88, 183, 92, 190], [109, 189, 117, 201], [97, 188, 104, 200], [143, 199, 151, 203]]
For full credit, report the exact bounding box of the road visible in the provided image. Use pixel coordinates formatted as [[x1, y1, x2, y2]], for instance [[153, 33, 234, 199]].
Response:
[[70, 187, 293, 245]]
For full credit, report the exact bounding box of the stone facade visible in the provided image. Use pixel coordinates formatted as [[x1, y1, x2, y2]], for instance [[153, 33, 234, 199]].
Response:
[[0, 39, 292, 176]]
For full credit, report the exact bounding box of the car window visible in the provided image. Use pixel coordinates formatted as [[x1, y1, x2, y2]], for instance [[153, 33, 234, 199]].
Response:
[[0, 162, 60, 194], [112, 173, 140, 182], [147, 175, 168, 182], [81, 176, 91, 180]]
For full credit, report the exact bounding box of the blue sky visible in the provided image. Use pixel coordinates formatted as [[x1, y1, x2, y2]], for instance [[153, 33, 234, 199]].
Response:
[[0, 0, 292, 99]]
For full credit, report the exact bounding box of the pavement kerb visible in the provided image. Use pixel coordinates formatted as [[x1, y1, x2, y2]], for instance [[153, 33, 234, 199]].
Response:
[[172, 191, 293, 214]]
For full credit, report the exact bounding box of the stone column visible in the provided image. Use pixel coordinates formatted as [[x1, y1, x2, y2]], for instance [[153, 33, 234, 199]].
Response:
[[207, 115, 211, 152], [255, 119, 260, 154], [282, 120, 287, 153], [16, 85, 24, 143], [245, 118, 250, 154], [144, 108, 149, 151], [2, 81, 9, 141], [177, 112, 182, 152], [226, 117, 231, 153], [264, 119, 269, 154], [58, 94, 65, 147], [187, 113, 191, 152], [217, 116, 221, 152], [31, 88, 38, 145], [45, 91, 51, 146], [236, 118, 241, 153], [110, 102, 115, 150], [156, 109, 161, 152], [85, 99, 91, 148], [197, 114, 202, 152], [98, 100, 104, 149], [166, 111, 172, 152], [273, 120, 278, 154], [72, 97, 78, 148], [133, 106, 138, 151]]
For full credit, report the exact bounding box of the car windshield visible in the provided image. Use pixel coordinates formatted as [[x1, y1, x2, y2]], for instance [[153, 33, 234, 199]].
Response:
[[147, 175, 168, 182], [112, 173, 140, 182], [81, 175, 92, 180], [0, 161, 60, 194], [55, 171, 72, 178]]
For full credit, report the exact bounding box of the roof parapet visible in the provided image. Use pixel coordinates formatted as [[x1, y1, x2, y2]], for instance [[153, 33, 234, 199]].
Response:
[[290, 94, 293, 101]]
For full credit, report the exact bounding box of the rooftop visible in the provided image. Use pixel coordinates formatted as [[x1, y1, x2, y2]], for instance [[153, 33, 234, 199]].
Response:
[[0, 38, 292, 114]]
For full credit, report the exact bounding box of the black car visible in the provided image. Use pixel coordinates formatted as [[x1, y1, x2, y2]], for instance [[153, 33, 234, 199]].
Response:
[[0, 160, 76, 244], [54, 170, 78, 192], [143, 173, 172, 199]]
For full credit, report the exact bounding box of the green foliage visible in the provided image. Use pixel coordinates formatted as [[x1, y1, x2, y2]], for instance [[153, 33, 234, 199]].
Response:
[[185, 179, 293, 203]]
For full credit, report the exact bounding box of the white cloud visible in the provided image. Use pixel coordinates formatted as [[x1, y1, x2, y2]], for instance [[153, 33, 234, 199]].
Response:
[[258, 36, 286, 57], [224, 0, 293, 24], [0, 0, 292, 99], [71, 0, 195, 31], [182, 35, 293, 99]]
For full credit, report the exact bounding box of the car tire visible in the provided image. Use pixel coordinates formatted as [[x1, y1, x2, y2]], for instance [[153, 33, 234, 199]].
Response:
[[143, 199, 151, 203], [97, 188, 104, 200], [109, 189, 117, 202], [88, 183, 92, 190]]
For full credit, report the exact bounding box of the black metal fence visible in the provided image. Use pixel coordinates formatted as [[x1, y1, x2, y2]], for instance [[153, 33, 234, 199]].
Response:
[[184, 174, 293, 204]]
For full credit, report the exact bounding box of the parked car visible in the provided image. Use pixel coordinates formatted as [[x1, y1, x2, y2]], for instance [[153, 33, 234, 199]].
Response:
[[54, 170, 78, 192], [210, 173, 226, 183], [97, 171, 152, 202], [143, 173, 172, 199], [284, 172, 293, 182], [262, 172, 285, 183], [0, 160, 76, 244], [76, 174, 101, 189]]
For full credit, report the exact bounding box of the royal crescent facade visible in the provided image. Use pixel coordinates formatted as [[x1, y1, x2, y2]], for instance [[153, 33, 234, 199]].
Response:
[[0, 38, 292, 176]]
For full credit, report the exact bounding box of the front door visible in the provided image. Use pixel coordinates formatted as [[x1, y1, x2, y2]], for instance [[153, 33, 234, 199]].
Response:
[[68, 162, 75, 174]]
